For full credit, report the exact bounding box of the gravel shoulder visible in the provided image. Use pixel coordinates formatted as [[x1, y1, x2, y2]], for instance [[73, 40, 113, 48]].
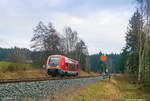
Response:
[[0, 76, 103, 101]]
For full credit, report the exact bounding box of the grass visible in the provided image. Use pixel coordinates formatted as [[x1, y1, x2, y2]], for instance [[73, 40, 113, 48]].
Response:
[[0, 61, 31, 68], [65, 74, 150, 101], [0, 61, 32, 74], [0, 69, 99, 79], [115, 74, 150, 100], [78, 70, 100, 77], [0, 61, 48, 79], [0, 61, 11, 68], [0, 68, 48, 79]]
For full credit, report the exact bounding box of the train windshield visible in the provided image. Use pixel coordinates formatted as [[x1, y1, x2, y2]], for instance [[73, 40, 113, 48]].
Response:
[[49, 57, 60, 67]]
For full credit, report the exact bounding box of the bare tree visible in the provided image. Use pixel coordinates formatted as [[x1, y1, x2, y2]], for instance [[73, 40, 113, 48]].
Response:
[[31, 21, 62, 65], [106, 58, 113, 75], [64, 27, 78, 55], [75, 39, 90, 71], [9, 47, 27, 63], [137, 0, 150, 83]]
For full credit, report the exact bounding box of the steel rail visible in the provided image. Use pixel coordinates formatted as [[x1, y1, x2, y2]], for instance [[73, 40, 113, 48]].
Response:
[[0, 75, 101, 84]]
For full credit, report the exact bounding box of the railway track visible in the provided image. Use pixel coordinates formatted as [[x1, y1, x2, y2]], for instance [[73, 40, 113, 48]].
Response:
[[0, 75, 101, 84]]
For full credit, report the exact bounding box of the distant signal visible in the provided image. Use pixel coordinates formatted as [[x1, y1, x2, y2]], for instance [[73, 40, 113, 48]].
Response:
[[101, 56, 106, 61]]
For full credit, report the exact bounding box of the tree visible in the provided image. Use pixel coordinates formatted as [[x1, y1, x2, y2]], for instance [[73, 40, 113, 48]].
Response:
[[64, 27, 78, 57], [106, 58, 113, 74], [119, 47, 128, 73], [136, 0, 150, 86], [120, 0, 150, 90], [90, 51, 120, 73], [75, 39, 88, 71], [63, 27, 90, 72], [8, 47, 27, 63], [0, 47, 11, 61], [122, 10, 144, 79], [106, 53, 121, 73], [31, 21, 62, 66]]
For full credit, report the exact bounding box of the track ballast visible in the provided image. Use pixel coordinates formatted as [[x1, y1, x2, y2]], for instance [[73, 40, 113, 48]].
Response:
[[0, 75, 101, 84]]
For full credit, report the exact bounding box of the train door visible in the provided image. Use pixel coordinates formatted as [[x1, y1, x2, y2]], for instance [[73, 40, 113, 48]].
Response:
[[65, 63, 69, 70], [61, 57, 66, 70], [76, 64, 79, 71], [70, 64, 76, 71]]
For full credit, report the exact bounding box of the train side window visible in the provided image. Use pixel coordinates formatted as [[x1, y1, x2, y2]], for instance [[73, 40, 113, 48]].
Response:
[[70, 64, 75, 71], [77, 64, 79, 69], [66, 63, 69, 67]]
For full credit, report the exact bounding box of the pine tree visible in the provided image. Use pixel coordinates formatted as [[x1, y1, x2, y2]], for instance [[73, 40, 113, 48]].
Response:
[[123, 10, 144, 79]]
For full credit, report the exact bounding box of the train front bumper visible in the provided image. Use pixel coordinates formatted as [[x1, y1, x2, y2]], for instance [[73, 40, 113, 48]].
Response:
[[47, 68, 65, 75]]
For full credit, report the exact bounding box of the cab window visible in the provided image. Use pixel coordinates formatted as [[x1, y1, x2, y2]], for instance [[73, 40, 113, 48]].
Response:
[[49, 57, 60, 67]]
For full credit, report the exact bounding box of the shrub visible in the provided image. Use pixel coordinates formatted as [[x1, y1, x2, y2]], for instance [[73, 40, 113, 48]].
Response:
[[7, 63, 29, 72], [7, 63, 23, 72], [7, 64, 17, 72]]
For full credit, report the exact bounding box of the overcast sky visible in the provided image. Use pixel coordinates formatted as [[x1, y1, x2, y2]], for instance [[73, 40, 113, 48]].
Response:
[[0, 0, 136, 54]]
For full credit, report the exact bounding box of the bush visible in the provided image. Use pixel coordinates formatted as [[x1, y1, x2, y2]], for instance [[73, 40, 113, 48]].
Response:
[[7, 64, 18, 72], [7, 63, 29, 72]]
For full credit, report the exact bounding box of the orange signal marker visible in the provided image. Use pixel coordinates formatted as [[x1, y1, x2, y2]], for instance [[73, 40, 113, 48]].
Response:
[[101, 56, 106, 61]]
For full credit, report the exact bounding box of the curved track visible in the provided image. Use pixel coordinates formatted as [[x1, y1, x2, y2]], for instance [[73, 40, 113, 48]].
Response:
[[0, 76, 101, 84]]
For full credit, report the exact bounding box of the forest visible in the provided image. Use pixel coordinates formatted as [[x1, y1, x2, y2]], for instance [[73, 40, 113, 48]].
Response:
[[119, 0, 150, 91], [90, 52, 120, 73]]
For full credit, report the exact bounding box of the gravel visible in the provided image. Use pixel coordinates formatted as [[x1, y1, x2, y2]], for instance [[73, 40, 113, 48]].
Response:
[[0, 76, 103, 101]]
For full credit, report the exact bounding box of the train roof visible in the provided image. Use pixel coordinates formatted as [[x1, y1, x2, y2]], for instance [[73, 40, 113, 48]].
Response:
[[50, 55, 79, 64], [65, 57, 78, 64]]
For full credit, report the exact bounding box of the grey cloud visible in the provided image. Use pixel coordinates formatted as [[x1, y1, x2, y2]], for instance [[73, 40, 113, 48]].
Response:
[[0, 0, 135, 54]]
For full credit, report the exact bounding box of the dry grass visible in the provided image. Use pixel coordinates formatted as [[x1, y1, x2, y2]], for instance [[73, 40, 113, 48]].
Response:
[[114, 74, 150, 100], [65, 79, 123, 101], [0, 68, 49, 79], [0, 61, 48, 79], [0, 68, 99, 79], [101, 79, 123, 101], [63, 74, 150, 101], [78, 70, 100, 77]]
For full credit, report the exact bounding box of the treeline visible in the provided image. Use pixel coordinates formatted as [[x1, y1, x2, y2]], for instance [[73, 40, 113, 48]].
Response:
[[0, 47, 37, 63], [90, 52, 120, 73], [0, 47, 11, 61], [120, 0, 150, 90]]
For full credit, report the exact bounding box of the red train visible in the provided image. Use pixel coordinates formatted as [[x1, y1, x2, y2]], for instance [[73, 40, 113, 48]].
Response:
[[46, 55, 79, 77]]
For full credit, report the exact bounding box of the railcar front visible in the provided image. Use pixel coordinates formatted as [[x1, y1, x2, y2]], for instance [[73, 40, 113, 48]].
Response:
[[46, 55, 63, 77]]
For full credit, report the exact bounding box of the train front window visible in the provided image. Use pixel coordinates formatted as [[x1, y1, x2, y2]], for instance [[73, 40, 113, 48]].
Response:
[[49, 57, 60, 67]]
